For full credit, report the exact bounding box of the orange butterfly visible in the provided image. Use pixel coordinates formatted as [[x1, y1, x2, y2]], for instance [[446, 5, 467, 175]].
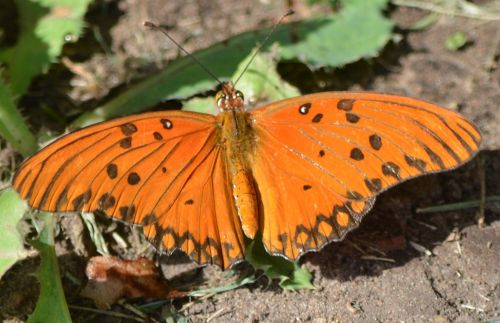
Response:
[[12, 81, 481, 268]]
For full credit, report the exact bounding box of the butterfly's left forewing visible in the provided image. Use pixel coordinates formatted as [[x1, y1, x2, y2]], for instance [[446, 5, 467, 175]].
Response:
[[249, 92, 480, 260], [13, 111, 245, 268]]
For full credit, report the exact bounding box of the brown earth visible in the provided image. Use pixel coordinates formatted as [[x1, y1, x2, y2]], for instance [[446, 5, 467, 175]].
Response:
[[0, 0, 499, 322]]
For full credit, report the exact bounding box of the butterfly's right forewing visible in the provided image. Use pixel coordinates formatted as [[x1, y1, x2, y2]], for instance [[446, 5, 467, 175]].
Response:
[[13, 111, 245, 268]]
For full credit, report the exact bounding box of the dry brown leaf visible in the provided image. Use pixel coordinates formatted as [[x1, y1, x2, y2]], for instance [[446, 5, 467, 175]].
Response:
[[80, 256, 185, 309]]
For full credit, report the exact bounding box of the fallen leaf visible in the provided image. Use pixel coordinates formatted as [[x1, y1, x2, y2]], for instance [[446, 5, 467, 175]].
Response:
[[81, 256, 185, 309]]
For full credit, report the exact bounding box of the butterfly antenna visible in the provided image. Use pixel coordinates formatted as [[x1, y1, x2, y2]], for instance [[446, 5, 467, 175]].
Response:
[[233, 9, 294, 86], [144, 21, 223, 85]]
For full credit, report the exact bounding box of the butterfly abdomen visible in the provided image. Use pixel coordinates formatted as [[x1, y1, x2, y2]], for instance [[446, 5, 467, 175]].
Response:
[[218, 107, 259, 239]]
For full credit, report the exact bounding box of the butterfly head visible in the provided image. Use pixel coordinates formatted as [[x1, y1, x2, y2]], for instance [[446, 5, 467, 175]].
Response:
[[216, 82, 244, 112]]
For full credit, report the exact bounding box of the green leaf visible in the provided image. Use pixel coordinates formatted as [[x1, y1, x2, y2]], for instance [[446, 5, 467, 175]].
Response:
[[187, 276, 257, 297], [343, 0, 388, 9], [0, 0, 92, 97], [0, 189, 28, 279], [163, 307, 189, 323], [81, 212, 109, 255], [72, 2, 392, 127], [0, 78, 38, 156], [416, 196, 500, 214], [182, 97, 217, 115], [445, 31, 467, 51], [246, 236, 315, 290], [281, 0, 392, 68], [409, 12, 440, 31], [183, 50, 300, 114], [232, 50, 300, 105], [28, 212, 72, 323]]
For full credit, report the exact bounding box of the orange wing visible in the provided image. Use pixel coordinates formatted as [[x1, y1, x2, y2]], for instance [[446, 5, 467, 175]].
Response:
[[13, 111, 245, 268], [249, 92, 481, 260]]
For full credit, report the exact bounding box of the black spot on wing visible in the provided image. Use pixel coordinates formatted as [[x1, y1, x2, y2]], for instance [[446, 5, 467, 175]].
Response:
[[120, 204, 136, 221], [120, 137, 132, 148], [346, 113, 360, 123], [99, 193, 116, 210], [107, 163, 118, 179], [277, 233, 289, 255], [337, 99, 354, 111], [347, 190, 363, 200], [72, 189, 92, 210], [364, 178, 382, 193], [312, 113, 323, 123], [350, 148, 364, 161], [382, 162, 401, 179], [404, 154, 427, 172], [161, 119, 173, 129], [141, 214, 157, 225], [299, 103, 311, 115], [127, 172, 141, 185], [369, 134, 382, 150], [120, 123, 137, 136]]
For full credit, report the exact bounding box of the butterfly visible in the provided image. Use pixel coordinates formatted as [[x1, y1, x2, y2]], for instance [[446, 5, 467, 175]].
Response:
[[12, 81, 481, 268]]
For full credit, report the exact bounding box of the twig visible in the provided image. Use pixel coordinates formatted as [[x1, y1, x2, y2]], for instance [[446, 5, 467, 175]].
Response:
[[207, 307, 228, 322], [411, 219, 438, 230], [461, 304, 485, 312], [361, 255, 396, 263], [69, 305, 144, 322], [409, 241, 433, 256], [392, 0, 500, 21], [477, 153, 486, 227]]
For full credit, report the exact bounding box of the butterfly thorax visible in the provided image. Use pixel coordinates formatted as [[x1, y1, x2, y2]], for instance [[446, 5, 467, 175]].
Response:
[[215, 82, 259, 239]]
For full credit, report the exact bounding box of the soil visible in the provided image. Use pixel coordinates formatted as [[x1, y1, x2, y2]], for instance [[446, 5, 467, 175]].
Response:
[[0, 0, 499, 322]]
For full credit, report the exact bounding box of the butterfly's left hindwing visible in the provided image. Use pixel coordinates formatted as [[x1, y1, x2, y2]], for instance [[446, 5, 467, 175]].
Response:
[[249, 92, 480, 259], [13, 111, 245, 268]]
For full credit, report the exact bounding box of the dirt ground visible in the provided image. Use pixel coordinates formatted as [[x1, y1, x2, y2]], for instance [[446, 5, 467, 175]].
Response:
[[0, 0, 499, 322]]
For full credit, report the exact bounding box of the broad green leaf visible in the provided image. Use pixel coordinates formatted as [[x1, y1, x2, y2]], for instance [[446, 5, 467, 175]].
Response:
[[0, 78, 38, 156], [28, 212, 72, 323], [280, 0, 392, 67], [246, 236, 314, 290], [72, 1, 392, 127], [0, 189, 28, 279], [0, 0, 92, 97]]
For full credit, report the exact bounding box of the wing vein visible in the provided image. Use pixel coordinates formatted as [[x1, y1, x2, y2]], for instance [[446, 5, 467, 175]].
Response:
[[148, 130, 217, 217], [35, 132, 113, 209], [360, 101, 463, 162]]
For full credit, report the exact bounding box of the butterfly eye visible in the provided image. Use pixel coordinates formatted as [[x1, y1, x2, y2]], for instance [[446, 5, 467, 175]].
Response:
[[235, 90, 244, 101], [215, 91, 225, 107]]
